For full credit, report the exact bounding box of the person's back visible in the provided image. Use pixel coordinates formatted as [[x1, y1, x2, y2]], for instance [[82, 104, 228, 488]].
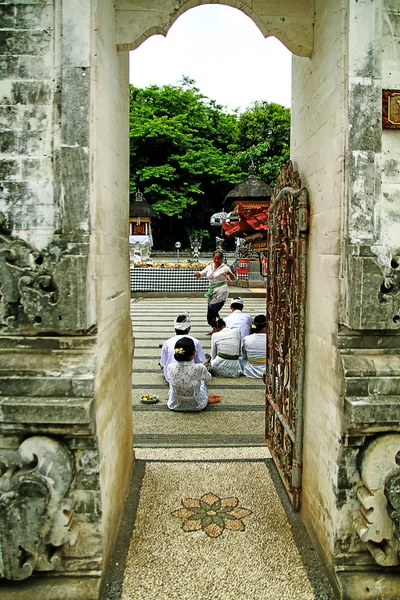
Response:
[[210, 319, 242, 378], [212, 327, 241, 358], [224, 297, 252, 342], [168, 361, 210, 400], [224, 310, 252, 341], [166, 337, 211, 411], [241, 315, 267, 379]]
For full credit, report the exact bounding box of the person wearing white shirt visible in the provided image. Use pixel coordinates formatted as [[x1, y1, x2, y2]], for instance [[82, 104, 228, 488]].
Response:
[[241, 315, 267, 379], [210, 318, 242, 378], [194, 250, 235, 334], [160, 312, 205, 383], [224, 297, 252, 343]]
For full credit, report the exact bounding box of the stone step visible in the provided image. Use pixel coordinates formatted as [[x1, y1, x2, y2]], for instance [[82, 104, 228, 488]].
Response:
[[132, 409, 264, 438], [344, 395, 400, 430], [0, 396, 93, 426], [133, 433, 266, 447], [0, 376, 93, 397]]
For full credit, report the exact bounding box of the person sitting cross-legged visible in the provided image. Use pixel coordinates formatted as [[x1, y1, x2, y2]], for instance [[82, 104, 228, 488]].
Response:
[[241, 314, 267, 379], [167, 337, 213, 412], [160, 312, 205, 383], [210, 318, 242, 378]]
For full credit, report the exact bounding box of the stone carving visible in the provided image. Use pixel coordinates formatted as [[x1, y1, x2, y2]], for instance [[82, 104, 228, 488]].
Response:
[[129, 241, 152, 262], [189, 235, 201, 262], [355, 434, 400, 566], [0, 212, 87, 332], [378, 256, 400, 325], [0, 214, 58, 328], [0, 436, 76, 580], [385, 465, 400, 543]]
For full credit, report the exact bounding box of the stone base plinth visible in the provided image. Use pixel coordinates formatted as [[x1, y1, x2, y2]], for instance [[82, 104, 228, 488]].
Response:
[[336, 571, 400, 600], [0, 576, 101, 600]]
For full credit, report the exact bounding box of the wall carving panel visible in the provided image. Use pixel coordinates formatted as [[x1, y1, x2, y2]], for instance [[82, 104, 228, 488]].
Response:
[[0, 436, 77, 580], [355, 434, 400, 566], [0, 214, 88, 333]]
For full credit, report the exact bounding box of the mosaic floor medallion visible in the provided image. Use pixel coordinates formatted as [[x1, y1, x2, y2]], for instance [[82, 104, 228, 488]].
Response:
[[171, 492, 252, 538]]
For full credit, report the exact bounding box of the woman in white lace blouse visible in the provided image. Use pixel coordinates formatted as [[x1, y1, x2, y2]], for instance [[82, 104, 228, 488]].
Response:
[[166, 337, 212, 411]]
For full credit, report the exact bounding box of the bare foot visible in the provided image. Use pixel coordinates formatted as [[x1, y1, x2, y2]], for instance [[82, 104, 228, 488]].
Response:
[[208, 394, 221, 404]]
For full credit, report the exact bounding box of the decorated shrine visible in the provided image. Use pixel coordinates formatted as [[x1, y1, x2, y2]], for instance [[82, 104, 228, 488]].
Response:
[[129, 189, 159, 261], [217, 164, 272, 286]]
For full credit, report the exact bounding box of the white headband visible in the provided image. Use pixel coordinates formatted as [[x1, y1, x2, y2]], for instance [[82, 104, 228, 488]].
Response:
[[230, 297, 244, 307], [174, 312, 192, 331]]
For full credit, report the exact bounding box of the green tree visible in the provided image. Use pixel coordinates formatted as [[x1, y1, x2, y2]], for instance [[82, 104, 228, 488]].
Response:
[[234, 101, 291, 186], [129, 81, 290, 249], [129, 79, 242, 248]]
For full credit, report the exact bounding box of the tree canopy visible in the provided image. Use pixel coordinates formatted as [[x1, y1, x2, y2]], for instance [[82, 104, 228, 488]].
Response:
[[129, 78, 290, 249]]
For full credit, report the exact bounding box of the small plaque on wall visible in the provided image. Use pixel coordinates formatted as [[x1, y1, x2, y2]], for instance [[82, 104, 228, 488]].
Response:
[[382, 90, 400, 129]]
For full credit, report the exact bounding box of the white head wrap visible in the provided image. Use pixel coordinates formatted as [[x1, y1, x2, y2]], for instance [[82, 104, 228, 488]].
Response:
[[174, 312, 192, 331], [230, 297, 244, 307]]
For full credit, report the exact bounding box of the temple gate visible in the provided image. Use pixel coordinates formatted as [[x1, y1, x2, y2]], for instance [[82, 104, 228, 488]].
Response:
[[0, 1, 399, 599], [265, 162, 309, 510]]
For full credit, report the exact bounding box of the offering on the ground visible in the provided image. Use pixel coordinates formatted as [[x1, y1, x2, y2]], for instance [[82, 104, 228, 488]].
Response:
[[133, 260, 207, 269], [208, 394, 221, 404], [140, 394, 159, 404]]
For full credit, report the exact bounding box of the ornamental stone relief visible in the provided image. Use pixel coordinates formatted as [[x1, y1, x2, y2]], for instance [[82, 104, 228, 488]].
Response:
[[0, 213, 88, 332], [0, 436, 77, 580], [355, 434, 400, 566]]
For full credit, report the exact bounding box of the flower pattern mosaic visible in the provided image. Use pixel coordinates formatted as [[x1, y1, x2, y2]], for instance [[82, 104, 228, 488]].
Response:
[[171, 493, 252, 538]]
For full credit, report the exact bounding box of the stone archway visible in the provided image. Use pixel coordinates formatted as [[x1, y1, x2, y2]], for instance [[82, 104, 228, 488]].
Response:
[[1, 1, 400, 599], [115, 0, 314, 57]]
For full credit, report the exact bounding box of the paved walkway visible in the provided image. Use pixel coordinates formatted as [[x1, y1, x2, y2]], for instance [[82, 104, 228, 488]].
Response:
[[101, 297, 336, 600]]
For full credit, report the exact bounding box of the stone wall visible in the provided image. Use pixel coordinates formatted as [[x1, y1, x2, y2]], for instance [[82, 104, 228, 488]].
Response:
[[115, 0, 315, 57], [92, 0, 134, 576], [0, 1, 133, 597], [291, 0, 346, 565], [1, 1, 400, 598], [293, 1, 400, 597]]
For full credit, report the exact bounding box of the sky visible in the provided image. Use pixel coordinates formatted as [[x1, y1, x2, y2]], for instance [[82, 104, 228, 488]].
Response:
[[129, 4, 292, 113]]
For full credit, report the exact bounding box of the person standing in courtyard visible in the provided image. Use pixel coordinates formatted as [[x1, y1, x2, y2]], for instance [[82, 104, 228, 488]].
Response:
[[241, 314, 267, 379], [194, 250, 235, 334], [160, 312, 205, 382]]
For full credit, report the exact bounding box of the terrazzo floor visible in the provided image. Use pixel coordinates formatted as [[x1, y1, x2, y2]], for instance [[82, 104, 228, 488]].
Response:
[[101, 297, 336, 600]]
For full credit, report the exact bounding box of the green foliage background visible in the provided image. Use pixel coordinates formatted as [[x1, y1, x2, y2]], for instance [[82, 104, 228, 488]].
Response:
[[130, 77, 290, 250]]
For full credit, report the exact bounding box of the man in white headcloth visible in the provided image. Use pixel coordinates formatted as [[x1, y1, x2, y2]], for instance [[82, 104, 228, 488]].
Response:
[[224, 297, 252, 343], [160, 312, 206, 382]]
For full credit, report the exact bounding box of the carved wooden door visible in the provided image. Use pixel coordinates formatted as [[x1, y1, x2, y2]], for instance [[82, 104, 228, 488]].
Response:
[[265, 161, 309, 510]]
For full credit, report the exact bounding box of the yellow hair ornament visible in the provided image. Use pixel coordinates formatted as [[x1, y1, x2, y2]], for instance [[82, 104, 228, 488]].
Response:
[[174, 347, 185, 355], [251, 324, 257, 329]]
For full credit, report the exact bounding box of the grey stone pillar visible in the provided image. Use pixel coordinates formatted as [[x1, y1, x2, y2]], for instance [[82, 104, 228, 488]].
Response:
[[0, 1, 133, 597]]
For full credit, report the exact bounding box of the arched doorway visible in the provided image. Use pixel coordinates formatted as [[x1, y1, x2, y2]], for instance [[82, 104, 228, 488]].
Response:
[[1, 2, 399, 599]]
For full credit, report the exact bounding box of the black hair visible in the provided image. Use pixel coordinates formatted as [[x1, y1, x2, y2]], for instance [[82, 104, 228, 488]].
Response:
[[212, 317, 225, 330], [230, 302, 243, 311], [213, 250, 223, 259], [174, 337, 195, 362], [251, 314, 267, 333]]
